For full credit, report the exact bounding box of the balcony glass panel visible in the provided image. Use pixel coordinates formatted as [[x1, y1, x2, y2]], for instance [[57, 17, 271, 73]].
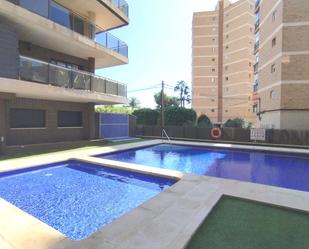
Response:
[[118, 84, 127, 97], [19, 56, 126, 97], [49, 64, 71, 88], [49, 1, 71, 29], [92, 76, 106, 93], [19, 0, 49, 18], [106, 81, 118, 95], [72, 71, 91, 90], [19, 57, 48, 84]]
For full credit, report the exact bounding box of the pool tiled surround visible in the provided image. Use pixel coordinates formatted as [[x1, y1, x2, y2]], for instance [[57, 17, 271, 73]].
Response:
[[0, 139, 309, 249]]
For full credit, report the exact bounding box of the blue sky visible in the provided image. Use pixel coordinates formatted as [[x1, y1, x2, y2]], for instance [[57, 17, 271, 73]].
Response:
[[97, 0, 236, 108]]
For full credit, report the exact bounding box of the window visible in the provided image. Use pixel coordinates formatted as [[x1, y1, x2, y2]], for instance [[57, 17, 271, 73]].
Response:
[[10, 108, 45, 128], [225, 76, 229, 81], [58, 111, 83, 127], [272, 10, 277, 22], [272, 37, 276, 47], [212, 38, 216, 42], [249, 62, 252, 67], [212, 58, 216, 62], [211, 78, 215, 83], [212, 48, 216, 53], [225, 66, 228, 71], [253, 104, 258, 113], [212, 68, 216, 72], [211, 109, 215, 112], [270, 90, 276, 99], [225, 110, 228, 113], [226, 24, 229, 28], [212, 99, 215, 102], [212, 17, 216, 21], [271, 64, 276, 73], [51, 60, 79, 70], [225, 45, 229, 49], [226, 34, 229, 39]]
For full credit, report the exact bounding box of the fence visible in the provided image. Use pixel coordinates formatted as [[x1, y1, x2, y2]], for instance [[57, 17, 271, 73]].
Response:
[[135, 126, 309, 147]]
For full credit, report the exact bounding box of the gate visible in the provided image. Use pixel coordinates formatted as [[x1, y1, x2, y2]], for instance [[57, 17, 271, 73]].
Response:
[[99, 113, 129, 139]]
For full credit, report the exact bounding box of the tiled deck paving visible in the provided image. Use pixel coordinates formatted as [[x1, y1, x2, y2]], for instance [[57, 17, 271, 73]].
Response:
[[0, 140, 308, 249]]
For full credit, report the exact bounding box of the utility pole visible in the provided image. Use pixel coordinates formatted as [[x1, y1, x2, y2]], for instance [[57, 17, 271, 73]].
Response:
[[161, 80, 165, 132]]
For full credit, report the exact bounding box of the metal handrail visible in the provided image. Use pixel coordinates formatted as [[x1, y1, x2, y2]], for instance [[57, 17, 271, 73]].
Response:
[[162, 129, 171, 143]]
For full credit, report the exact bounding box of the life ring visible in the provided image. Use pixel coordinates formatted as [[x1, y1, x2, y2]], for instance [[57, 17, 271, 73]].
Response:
[[211, 128, 222, 139]]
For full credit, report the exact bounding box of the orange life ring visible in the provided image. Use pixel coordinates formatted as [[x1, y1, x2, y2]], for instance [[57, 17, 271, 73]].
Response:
[[211, 128, 222, 139]]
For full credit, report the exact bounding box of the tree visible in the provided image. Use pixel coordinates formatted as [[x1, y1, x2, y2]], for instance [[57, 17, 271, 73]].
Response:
[[174, 80, 191, 108], [197, 114, 212, 127], [132, 108, 159, 125], [164, 107, 197, 126], [128, 97, 140, 109], [154, 91, 179, 109]]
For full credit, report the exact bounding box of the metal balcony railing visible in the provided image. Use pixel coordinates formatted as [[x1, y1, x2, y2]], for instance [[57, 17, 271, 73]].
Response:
[[19, 56, 127, 97], [253, 83, 259, 93], [11, 0, 128, 58], [255, 0, 260, 9], [255, 19, 260, 31]]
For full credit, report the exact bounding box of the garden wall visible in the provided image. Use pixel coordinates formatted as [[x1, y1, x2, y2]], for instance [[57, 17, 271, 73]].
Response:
[[135, 126, 309, 147]]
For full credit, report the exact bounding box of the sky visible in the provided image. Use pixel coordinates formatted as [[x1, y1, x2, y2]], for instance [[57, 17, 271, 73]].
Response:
[[97, 0, 236, 108]]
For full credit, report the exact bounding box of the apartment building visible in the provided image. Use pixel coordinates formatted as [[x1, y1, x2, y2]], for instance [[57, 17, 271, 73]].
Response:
[[0, 0, 129, 152], [192, 0, 256, 124], [253, 0, 309, 129]]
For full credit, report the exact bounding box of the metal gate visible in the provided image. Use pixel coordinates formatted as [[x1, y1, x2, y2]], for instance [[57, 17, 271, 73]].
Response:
[[99, 113, 129, 139]]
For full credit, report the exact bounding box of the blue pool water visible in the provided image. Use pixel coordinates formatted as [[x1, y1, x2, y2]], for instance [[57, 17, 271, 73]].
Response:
[[98, 144, 309, 192], [0, 160, 175, 240]]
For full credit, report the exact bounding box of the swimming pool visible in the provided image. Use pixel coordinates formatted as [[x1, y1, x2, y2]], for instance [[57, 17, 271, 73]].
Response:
[[0, 160, 175, 240], [97, 144, 309, 192]]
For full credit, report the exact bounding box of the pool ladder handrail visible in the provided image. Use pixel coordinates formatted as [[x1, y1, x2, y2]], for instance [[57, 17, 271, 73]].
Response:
[[162, 129, 171, 143]]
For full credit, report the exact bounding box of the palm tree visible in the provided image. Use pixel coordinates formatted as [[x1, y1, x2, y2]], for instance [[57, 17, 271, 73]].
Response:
[[174, 81, 191, 108], [128, 97, 140, 109]]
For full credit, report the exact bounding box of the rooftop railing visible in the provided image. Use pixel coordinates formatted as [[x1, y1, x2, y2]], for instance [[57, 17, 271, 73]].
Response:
[[13, 0, 128, 58], [19, 56, 127, 98]]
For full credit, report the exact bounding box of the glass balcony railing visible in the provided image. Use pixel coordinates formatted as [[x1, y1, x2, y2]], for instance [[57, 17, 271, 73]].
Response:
[[11, 0, 128, 58], [19, 56, 127, 97], [108, 0, 129, 17]]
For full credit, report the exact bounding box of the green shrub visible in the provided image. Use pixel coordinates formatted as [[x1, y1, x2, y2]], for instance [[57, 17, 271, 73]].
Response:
[[224, 118, 245, 128], [132, 108, 159, 125], [197, 114, 212, 127], [95, 105, 133, 114], [164, 107, 197, 126]]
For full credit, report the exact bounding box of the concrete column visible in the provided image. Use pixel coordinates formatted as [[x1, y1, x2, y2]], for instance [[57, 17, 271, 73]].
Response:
[[85, 11, 96, 39], [0, 99, 7, 154], [87, 103, 96, 140], [88, 57, 95, 73]]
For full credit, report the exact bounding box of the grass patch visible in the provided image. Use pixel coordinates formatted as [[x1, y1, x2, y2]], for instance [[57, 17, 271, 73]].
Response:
[[0, 139, 146, 162], [186, 196, 309, 249]]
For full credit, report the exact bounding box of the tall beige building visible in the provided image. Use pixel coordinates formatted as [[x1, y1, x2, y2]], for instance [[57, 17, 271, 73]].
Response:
[[192, 0, 256, 124], [253, 0, 309, 129]]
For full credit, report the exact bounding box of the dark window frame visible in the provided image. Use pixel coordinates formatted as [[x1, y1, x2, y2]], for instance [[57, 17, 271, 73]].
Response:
[[10, 108, 46, 129], [57, 111, 83, 128]]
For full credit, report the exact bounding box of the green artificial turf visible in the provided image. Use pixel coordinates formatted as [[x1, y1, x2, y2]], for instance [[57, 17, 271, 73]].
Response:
[[186, 196, 309, 249]]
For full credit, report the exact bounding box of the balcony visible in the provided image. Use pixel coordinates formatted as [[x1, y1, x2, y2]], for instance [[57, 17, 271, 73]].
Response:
[[253, 62, 259, 74], [54, 0, 129, 30], [254, 41, 259, 52], [255, 19, 260, 32], [19, 56, 127, 98], [255, 0, 260, 12]]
